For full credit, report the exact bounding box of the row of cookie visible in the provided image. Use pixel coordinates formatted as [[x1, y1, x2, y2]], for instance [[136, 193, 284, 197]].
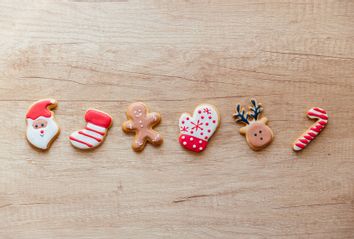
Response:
[[25, 99, 328, 152]]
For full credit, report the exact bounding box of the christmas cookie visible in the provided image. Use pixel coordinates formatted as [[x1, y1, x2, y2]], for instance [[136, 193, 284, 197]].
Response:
[[179, 104, 220, 153], [69, 109, 112, 150], [233, 99, 273, 151], [122, 102, 163, 152], [26, 99, 60, 150], [293, 107, 328, 151]]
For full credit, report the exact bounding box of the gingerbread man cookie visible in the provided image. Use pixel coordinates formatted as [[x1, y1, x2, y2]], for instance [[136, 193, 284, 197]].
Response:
[[179, 104, 220, 153], [233, 99, 274, 151], [122, 102, 163, 152], [26, 99, 60, 150]]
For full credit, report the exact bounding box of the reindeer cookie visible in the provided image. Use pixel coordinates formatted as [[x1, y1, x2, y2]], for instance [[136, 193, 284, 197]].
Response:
[[233, 99, 273, 151], [122, 102, 163, 152]]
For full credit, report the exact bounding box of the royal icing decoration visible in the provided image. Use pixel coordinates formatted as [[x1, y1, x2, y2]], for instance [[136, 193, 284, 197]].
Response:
[[122, 102, 163, 152], [233, 99, 274, 151], [69, 109, 112, 150], [26, 99, 60, 150], [178, 104, 220, 153], [293, 107, 328, 151]]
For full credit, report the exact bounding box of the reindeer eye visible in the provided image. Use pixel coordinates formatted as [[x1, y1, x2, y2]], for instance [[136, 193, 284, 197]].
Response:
[[35, 125, 38, 128], [259, 130, 262, 133], [41, 124, 44, 127], [254, 133, 257, 136], [260, 137, 263, 140]]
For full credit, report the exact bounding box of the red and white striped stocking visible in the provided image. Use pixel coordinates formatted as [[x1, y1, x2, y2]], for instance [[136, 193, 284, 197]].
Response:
[[69, 109, 112, 150]]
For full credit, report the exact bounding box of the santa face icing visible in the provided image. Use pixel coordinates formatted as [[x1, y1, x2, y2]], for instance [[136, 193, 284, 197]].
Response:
[[26, 99, 60, 150], [69, 109, 112, 150], [179, 104, 220, 153], [233, 99, 274, 151]]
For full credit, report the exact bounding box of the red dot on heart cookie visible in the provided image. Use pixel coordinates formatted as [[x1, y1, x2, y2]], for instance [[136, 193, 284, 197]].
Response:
[[208, 116, 212, 119], [186, 117, 189, 120], [206, 122, 209, 126], [200, 132, 204, 135], [208, 129, 211, 133], [201, 116, 204, 119], [212, 120, 216, 124], [182, 121, 185, 124], [190, 131, 194, 134], [198, 110, 201, 114]]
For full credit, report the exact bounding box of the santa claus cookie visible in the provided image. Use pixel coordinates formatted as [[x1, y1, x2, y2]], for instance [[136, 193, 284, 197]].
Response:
[[69, 109, 112, 150], [233, 99, 274, 151], [26, 99, 60, 150], [122, 102, 163, 152], [179, 104, 220, 153]]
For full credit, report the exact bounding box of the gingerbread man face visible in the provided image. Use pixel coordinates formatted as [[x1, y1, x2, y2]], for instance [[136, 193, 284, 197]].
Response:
[[234, 99, 274, 151], [122, 102, 163, 152], [128, 103, 147, 119]]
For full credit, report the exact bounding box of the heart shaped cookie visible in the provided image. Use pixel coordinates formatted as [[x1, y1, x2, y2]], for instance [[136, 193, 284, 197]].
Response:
[[179, 104, 220, 153]]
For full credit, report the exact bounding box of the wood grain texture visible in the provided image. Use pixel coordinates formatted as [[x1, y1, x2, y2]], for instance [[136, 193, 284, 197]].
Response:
[[0, 0, 353, 238]]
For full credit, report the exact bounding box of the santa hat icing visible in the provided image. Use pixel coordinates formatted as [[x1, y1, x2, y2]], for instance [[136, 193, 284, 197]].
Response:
[[85, 109, 112, 128], [179, 104, 220, 153], [26, 99, 57, 120]]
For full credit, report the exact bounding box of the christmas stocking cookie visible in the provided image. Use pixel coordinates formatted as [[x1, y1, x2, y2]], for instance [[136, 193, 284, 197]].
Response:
[[69, 109, 112, 150], [26, 99, 60, 150], [179, 104, 220, 153]]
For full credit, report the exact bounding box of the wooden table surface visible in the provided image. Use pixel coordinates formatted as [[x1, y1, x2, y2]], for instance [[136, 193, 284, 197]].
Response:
[[0, 1, 353, 238]]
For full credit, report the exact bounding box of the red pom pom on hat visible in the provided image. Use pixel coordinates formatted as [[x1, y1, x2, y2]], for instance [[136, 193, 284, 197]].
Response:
[[26, 99, 57, 120], [85, 109, 112, 128]]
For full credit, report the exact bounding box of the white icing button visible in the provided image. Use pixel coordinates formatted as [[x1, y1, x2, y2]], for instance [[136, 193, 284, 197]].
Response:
[[182, 136, 185, 139], [193, 145, 196, 148], [190, 137, 194, 141], [183, 141, 187, 145], [199, 147, 203, 151], [140, 125, 144, 128], [139, 120, 142, 123], [199, 140, 202, 144]]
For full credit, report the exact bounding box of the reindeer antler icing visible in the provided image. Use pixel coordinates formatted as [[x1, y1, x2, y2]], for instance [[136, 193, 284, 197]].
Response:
[[233, 104, 250, 125], [249, 99, 263, 120]]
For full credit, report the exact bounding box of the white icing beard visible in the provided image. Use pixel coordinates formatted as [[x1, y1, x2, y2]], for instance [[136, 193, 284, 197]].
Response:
[[26, 116, 59, 150]]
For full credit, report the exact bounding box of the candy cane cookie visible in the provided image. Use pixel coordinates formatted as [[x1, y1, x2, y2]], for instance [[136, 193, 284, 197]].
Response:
[[293, 107, 328, 151]]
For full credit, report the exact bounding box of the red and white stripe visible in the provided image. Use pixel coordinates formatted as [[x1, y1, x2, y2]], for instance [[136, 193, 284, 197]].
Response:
[[293, 107, 328, 151], [69, 123, 107, 149]]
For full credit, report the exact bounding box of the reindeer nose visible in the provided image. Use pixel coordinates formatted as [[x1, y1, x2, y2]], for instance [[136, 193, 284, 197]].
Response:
[[40, 130, 44, 134]]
